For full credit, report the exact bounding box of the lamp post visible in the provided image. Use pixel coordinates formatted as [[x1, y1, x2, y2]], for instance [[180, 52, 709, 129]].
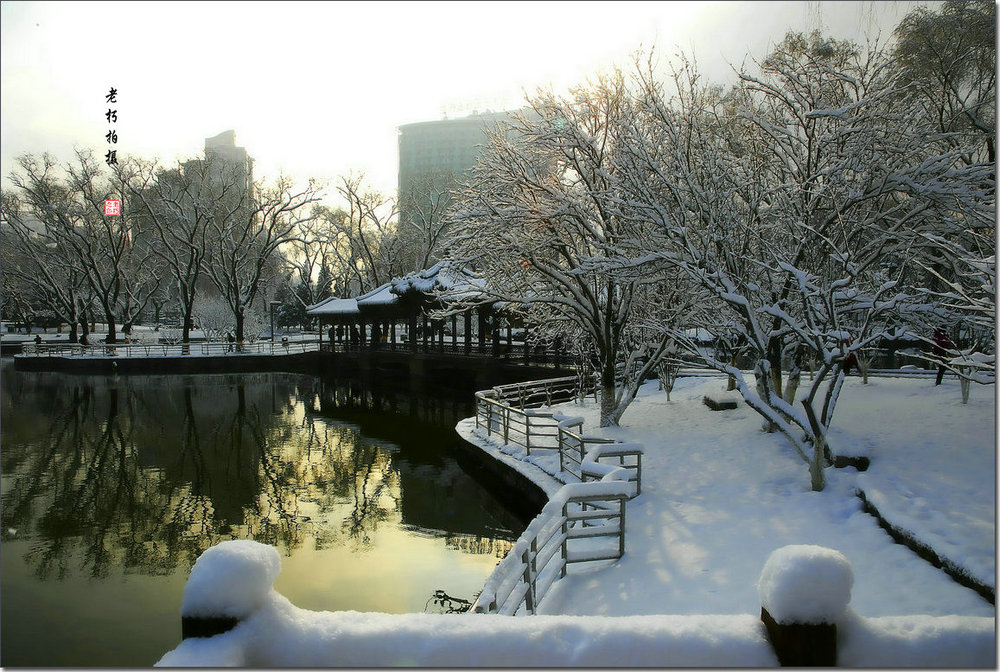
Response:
[[269, 300, 281, 350]]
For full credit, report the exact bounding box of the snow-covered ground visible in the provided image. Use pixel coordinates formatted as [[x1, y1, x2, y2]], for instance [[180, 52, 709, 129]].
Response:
[[157, 374, 995, 667], [512, 375, 995, 619]]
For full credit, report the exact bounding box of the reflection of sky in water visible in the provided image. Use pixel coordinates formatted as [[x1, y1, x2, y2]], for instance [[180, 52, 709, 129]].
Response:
[[0, 364, 520, 666]]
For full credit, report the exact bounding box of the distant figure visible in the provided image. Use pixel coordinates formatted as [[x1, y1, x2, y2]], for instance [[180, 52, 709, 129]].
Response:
[[80, 334, 89, 346], [227, 332, 235, 353], [842, 338, 857, 376], [34, 334, 42, 346], [933, 328, 951, 386]]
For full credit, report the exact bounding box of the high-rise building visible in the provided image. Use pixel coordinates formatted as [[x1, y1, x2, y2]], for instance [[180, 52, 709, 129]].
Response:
[[197, 129, 254, 194], [397, 111, 518, 230]]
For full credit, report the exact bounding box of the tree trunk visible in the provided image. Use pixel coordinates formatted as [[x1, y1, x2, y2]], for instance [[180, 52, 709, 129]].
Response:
[[599, 362, 617, 427], [182, 303, 194, 343], [103, 304, 117, 344], [235, 310, 245, 344]]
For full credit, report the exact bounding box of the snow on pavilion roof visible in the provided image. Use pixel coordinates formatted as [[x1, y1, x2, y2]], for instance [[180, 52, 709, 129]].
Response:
[[306, 263, 489, 317], [305, 297, 359, 316], [391, 261, 486, 301], [356, 282, 398, 306]]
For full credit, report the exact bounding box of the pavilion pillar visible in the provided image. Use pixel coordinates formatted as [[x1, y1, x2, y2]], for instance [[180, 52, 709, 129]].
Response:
[[464, 311, 472, 355], [409, 312, 418, 353], [477, 309, 487, 352], [524, 323, 530, 365]]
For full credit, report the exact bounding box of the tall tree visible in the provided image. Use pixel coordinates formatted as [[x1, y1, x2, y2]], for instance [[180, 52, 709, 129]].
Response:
[[446, 76, 693, 426], [200, 175, 322, 342], [2, 151, 161, 343], [123, 155, 249, 343], [617, 35, 992, 489], [894, 0, 996, 164]]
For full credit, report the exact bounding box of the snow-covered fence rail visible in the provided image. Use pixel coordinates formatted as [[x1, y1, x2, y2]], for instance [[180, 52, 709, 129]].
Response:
[[472, 478, 630, 616], [20, 340, 321, 358], [160, 540, 994, 667], [556, 416, 642, 496], [475, 380, 643, 495], [475, 393, 565, 455], [488, 376, 581, 408]]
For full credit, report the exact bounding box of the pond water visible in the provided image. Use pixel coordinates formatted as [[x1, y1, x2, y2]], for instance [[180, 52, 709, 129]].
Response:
[[0, 360, 527, 666]]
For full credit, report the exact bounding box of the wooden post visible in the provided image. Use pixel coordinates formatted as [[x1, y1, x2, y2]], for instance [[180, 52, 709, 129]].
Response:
[[464, 311, 472, 355], [760, 608, 837, 667], [181, 615, 239, 640]]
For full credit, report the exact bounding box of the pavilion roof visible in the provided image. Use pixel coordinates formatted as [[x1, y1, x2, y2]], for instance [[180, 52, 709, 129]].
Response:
[[306, 262, 492, 318], [305, 297, 359, 316]]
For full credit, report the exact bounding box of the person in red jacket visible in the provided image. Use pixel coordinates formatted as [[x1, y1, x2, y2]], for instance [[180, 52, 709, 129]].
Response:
[[932, 328, 951, 386]]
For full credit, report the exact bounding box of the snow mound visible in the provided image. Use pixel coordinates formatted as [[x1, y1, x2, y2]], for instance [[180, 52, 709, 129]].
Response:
[[758, 545, 854, 624], [181, 540, 282, 619]]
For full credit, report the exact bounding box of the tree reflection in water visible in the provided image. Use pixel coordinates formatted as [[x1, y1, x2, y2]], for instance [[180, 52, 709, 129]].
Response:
[[0, 365, 518, 583]]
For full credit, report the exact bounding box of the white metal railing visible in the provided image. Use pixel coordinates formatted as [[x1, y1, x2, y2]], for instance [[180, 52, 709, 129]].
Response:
[[469, 376, 643, 615], [472, 476, 631, 615], [474, 378, 642, 496], [18, 340, 321, 358]]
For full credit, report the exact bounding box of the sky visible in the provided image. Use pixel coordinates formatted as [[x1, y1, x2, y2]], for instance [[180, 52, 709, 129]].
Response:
[[1, 1, 931, 204]]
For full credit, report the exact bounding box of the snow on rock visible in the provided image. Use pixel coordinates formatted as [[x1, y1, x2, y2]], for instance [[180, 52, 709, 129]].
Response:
[[181, 540, 282, 620], [758, 545, 854, 624]]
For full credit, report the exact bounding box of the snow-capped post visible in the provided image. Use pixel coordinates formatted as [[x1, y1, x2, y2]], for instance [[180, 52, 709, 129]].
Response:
[[758, 545, 854, 666], [180, 540, 281, 640]]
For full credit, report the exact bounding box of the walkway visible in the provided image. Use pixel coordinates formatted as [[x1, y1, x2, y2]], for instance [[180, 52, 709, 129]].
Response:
[[460, 375, 995, 620]]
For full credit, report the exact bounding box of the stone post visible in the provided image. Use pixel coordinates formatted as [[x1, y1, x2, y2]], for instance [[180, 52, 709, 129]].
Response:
[[180, 540, 282, 640], [758, 545, 854, 666]]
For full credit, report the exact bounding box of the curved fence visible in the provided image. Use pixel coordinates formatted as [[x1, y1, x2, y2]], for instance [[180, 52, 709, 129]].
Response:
[[468, 376, 644, 615]]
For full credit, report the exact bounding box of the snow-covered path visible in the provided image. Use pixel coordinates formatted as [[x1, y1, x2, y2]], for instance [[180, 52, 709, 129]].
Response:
[[478, 376, 997, 619]]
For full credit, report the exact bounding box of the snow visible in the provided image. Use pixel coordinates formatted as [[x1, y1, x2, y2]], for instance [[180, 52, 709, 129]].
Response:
[[758, 545, 854, 624], [160, 596, 778, 667], [181, 541, 282, 620], [530, 376, 994, 619], [304, 297, 359, 316], [157, 374, 995, 667], [356, 282, 398, 307]]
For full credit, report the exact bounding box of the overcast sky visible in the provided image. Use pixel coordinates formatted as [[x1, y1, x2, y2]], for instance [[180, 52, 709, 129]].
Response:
[[1, 1, 929, 202]]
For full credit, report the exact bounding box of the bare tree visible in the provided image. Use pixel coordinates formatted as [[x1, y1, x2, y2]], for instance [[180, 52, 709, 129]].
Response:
[[397, 170, 456, 272], [200, 175, 322, 342], [2, 151, 161, 343], [894, 0, 996, 164], [123, 155, 249, 342]]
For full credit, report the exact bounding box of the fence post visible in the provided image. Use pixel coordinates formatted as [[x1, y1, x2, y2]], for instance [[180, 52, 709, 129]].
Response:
[[525, 414, 531, 455], [521, 547, 535, 614], [503, 407, 509, 445], [558, 427, 565, 473], [758, 545, 853, 667], [560, 502, 569, 578], [618, 496, 626, 557]]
